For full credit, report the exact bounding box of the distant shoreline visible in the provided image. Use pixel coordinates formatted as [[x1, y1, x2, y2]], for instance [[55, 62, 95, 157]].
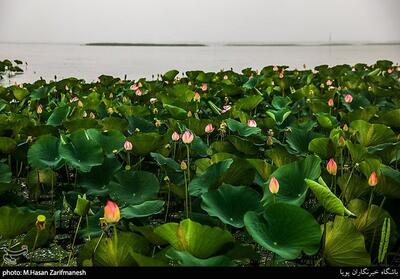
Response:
[[85, 43, 207, 47]]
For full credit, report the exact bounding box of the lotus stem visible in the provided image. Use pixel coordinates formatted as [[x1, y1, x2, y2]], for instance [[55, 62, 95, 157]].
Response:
[[67, 215, 82, 266], [30, 230, 40, 265], [183, 171, 189, 219], [364, 188, 374, 228], [186, 144, 192, 214], [340, 149, 344, 177], [369, 196, 387, 254], [86, 215, 91, 241], [340, 165, 356, 203], [127, 152, 131, 167], [92, 231, 105, 263]]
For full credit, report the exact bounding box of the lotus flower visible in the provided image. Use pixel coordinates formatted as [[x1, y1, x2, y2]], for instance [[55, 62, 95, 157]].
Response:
[[37, 104, 43, 114], [70, 96, 79, 102], [221, 105, 231, 113], [247, 119, 257, 127], [269, 177, 279, 194], [193, 92, 201, 102], [223, 75, 229, 80], [124, 140, 133, 151], [326, 158, 337, 176], [205, 124, 215, 134], [171, 131, 180, 141], [104, 200, 120, 223], [344, 94, 353, 103], [368, 171, 378, 187], [273, 65, 279, 72], [130, 83, 141, 91], [327, 98, 334, 107], [201, 83, 208, 91], [135, 89, 142, 96], [182, 131, 194, 144], [150, 98, 157, 104], [326, 80, 333, 86]]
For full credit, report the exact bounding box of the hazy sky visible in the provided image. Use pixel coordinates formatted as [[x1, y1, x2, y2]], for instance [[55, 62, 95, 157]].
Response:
[[1, 0, 399, 44]]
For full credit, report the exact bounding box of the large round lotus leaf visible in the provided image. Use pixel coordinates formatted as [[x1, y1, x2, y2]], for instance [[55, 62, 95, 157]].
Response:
[[0, 137, 17, 154], [63, 119, 100, 132], [129, 224, 168, 246], [324, 216, 371, 266], [346, 106, 378, 123], [85, 128, 125, 158], [247, 158, 274, 182], [262, 155, 321, 206], [162, 69, 179, 81], [189, 159, 234, 197], [244, 203, 321, 260], [121, 200, 165, 218], [378, 109, 400, 128], [305, 178, 354, 217], [226, 136, 258, 155], [163, 104, 187, 120], [46, 106, 70, 127], [109, 170, 160, 206], [201, 184, 262, 228], [23, 124, 58, 137], [150, 152, 181, 172], [130, 251, 168, 267], [264, 146, 297, 167], [154, 219, 234, 259], [11, 86, 29, 101], [234, 95, 264, 111], [348, 199, 397, 244], [314, 112, 338, 129], [308, 137, 335, 160], [58, 129, 104, 172], [0, 206, 37, 239], [28, 135, 64, 169], [78, 232, 150, 266], [225, 118, 261, 137], [0, 162, 11, 183], [128, 132, 163, 156], [166, 248, 235, 267], [350, 120, 396, 147], [100, 116, 128, 132], [286, 122, 321, 155], [222, 158, 256, 186], [376, 165, 400, 198], [338, 173, 370, 203]]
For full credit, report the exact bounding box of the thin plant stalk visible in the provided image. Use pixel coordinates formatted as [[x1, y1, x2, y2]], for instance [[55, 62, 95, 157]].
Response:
[[369, 196, 387, 254], [30, 230, 40, 265], [183, 171, 189, 219], [67, 215, 83, 266], [364, 188, 375, 228], [186, 144, 192, 214], [92, 231, 105, 263]]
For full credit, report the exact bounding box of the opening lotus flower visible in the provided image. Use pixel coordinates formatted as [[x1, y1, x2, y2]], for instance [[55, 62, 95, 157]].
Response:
[[201, 83, 208, 91], [182, 131, 194, 144], [124, 140, 133, 151], [326, 158, 337, 176], [130, 82, 142, 91], [171, 131, 180, 141], [368, 171, 378, 187], [247, 119, 257, 127], [135, 89, 142, 96], [205, 123, 215, 134], [104, 200, 120, 224], [269, 176, 279, 194], [344, 94, 353, 103]]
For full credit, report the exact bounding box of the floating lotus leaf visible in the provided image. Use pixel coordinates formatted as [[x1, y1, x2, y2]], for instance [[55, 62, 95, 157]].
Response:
[[46, 106, 70, 127], [225, 118, 261, 137], [0, 206, 37, 239], [350, 120, 396, 147], [85, 128, 125, 158], [166, 248, 235, 267], [28, 135, 64, 169], [121, 200, 165, 218]]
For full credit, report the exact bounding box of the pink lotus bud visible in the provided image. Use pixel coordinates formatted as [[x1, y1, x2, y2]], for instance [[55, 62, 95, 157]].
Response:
[[221, 105, 231, 113], [135, 89, 142, 96], [205, 124, 215, 134], [327, 98, 334, 107], [344, 94, 353, 103], [70, 96, 79, 102], [201, 83, 208, 91], [124, 140, 133, 151], [368, 171, 378, 187], [223, 75, 229, 80], [247, 119, 257, 127], [269, 176, 279, 194], [150, 98, 157, 104], [130, 83, 139, 91], [326, 158, 337, 176], [182, 130, 194, 144], [273, 65, 279, 72], [171, 131, 180, 141], [326, 80, 333, 86], [193, 92, 201, 102], [37, 104, 43, 114], [104, 200, 120, 223]]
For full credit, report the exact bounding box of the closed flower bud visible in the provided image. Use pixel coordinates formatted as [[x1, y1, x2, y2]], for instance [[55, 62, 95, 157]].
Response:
[[247, 119, 257, 127], [150, 98, 157, 104], [171, 131, 180, 141], [104, 200, 120, 224], [327, 98, 334, 107], [182, 131, 194, 144], [187, 111, 192, 117], [193, 92, 201, 102], [124, 140, 133, 151], [180, 161, 187, 170], [201, 83, 208, 91], [344, 94, 353, 103], [368, 171, 378, 187], [338, 136, 346, 147], [343, 124, 349, 132], [326, 80, 333, 86], [266, 136, 273, 146], [37, 104, 43, 114], [326, 158, 337, 176], [205, 123, 215, 134], [74, 194, 90, 217], [269, 177, 279, 194]]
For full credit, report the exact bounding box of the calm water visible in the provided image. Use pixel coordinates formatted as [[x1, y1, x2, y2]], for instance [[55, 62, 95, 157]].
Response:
[[1, 43, 399, 84]]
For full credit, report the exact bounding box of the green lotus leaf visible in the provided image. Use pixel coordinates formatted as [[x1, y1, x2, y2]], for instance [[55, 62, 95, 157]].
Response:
[[0, 137, 17, 154], [150, 152, 181, 172], [11, 86, 29, 101], [222, 158, 256, 186], [346, 107, 378, 123], [154, 219, 234, 259], [0, 206, 37, 239], [58, 129, 104, 172], [308, 137, 335, 159], [85, 128, 125, 158], [244, 203, 321, 260], [324, 216, 371, 266], [129, 224, 168, 246], [265, 146, 297, 167], [350, 120, 396, 147], [163, 104, 187, 120], [130, 251, 168, 267], [109, 170, 160, 206], [121, 200, 165, 218], [28, 135, 64, 169], [262, 155, 321, 206], [225, 118, 261, 137], [376, 165, 400, 199], [246, 158, 274, 181], [201, 184, 262, 228], [78, 232, 150, 266], [101, 117, 129, 132], [191, 135, 208, 157], [46, 106, 70, 127], [128, 132, 163, 156], [78, 157, 121, 196], [166, 84, 195, 102], [64, 119, 100, 133], [26, 169, 57, 199], [286, 122, 322, 155], [30, 86, 55, 100], [305, 178, 354, 216], [234, 95, 264, 111], [166, 248, 235, 267], [0, 162, 11, 183], [162, 69, 179, 81], [189, 159, 234, 197], [314, 112, 338, 129], [346, 141, 368, 163], [226, 135, 258, 155], [378, 109, 400, 128]]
